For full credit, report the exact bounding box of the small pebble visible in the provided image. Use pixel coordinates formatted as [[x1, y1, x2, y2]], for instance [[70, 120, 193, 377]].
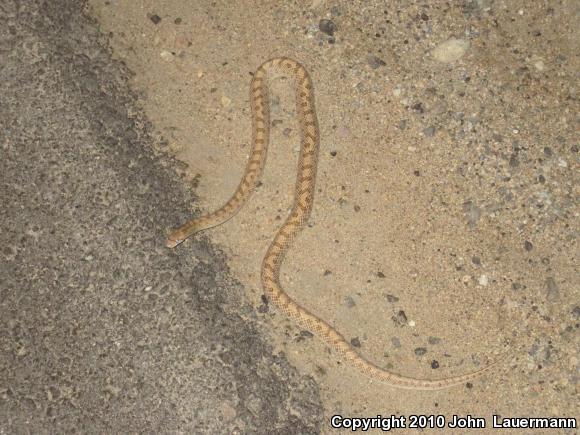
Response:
[[367, 55, 386, 69], [431, 360, 440, 369], [351, 337, 361, 348], [524, 240, 533, 251], [319, 19, 336, 36], [432, 38, 470, 63], [258, 295, 269, 312], [464, 201, 481, 229], [220, 401, 237, 421], [221, 96, 232, 107], [411, 102, 424, 113], [428, 336, 441, 345], [414, 347, 427, 356], [385, 294, 399, 303], [558, 158, 568, 168], [423, 126, 436, 137], [344, 296, 356, 308], [478, 275, 489, 286], [545, 277, 560, 302], [149, 14, 161, 24], [394, 310, 407, 326], [103, 384, 121, 397], [160, 51, 174, 62]]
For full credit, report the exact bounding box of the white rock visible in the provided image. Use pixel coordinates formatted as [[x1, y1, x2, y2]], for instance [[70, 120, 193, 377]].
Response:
[[432, 38, 470, 63], [558, 158, 568, 168], [221, 96, 232, 107], [160, 50, 174, 62], [478, 275, 489, 286]]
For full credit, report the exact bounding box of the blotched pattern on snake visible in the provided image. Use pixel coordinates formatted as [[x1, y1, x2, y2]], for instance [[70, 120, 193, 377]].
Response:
[[167, 57, 502, 389]]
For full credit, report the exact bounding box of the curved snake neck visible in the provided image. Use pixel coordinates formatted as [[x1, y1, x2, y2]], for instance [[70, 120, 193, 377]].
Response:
[[167, 57, 501, 390]]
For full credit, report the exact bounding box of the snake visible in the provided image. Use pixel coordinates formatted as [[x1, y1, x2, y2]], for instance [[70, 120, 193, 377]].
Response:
[[166, 57, 503, 390]]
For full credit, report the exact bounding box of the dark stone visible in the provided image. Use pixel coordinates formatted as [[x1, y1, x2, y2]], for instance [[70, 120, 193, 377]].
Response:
[[367, 55, 387, 69], [319, 19, 336, 36]]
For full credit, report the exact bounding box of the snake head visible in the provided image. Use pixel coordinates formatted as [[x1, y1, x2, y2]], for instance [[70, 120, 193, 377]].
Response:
[[165, 235, 185, 248], [166, 222, 201, 248]]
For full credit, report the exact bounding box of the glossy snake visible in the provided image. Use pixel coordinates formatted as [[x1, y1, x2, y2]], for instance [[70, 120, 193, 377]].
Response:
[[167, 57, 502, 389]]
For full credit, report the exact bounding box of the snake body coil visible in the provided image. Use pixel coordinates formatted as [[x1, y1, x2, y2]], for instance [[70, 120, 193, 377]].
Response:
[[167, 57, 501, 389]]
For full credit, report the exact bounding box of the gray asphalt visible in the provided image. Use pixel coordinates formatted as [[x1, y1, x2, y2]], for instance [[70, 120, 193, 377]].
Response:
[[0, 1, 322, 432]]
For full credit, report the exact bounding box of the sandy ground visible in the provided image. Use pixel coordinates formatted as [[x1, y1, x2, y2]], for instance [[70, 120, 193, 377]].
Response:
[[87, 0, 578, 432]]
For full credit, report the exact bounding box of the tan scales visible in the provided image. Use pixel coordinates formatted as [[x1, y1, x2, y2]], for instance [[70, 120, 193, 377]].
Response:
[[167, 57, 503, 390]]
